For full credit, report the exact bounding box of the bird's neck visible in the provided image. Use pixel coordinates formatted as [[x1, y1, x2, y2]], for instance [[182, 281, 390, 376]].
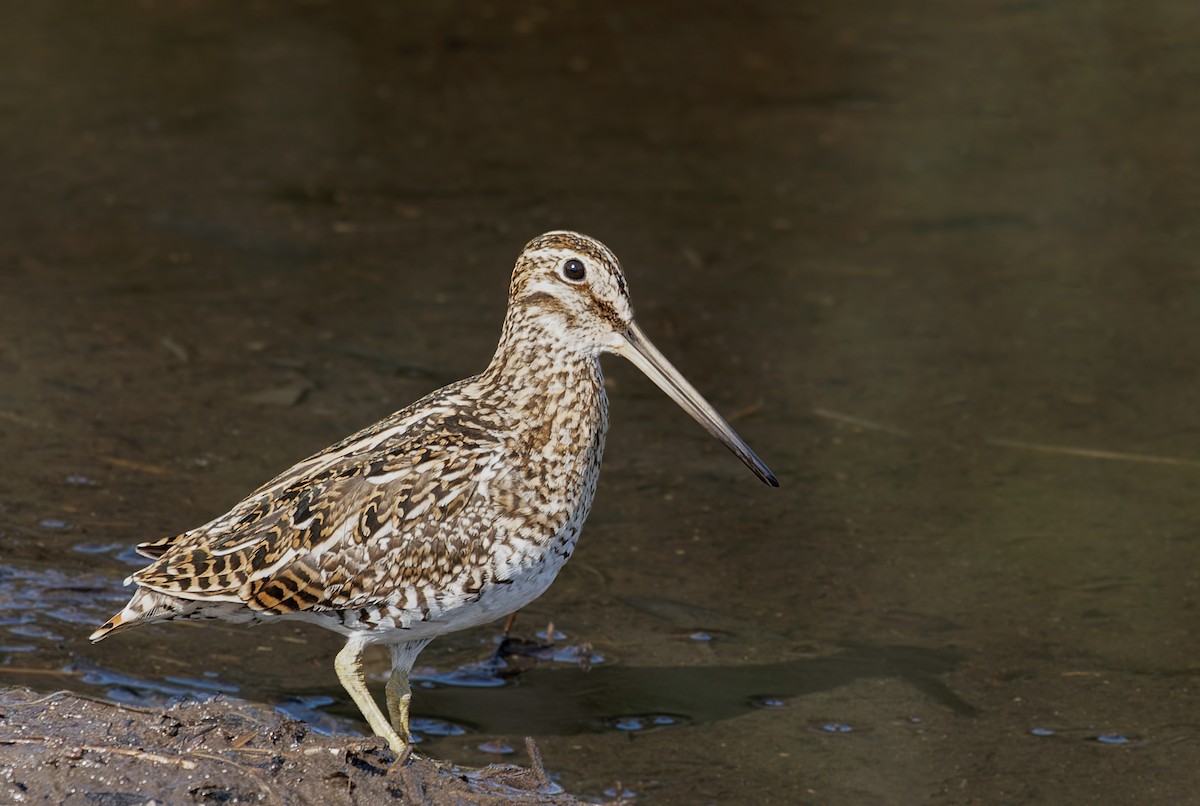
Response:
[[481, 316, 609, 458], [484, 305, 600, 388], [482, 329, 604, 405], [475, 308, 610, 532]]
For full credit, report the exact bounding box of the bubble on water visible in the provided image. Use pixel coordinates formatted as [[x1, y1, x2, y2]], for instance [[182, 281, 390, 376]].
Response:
[[38, 518, 70, 531], [65, 475, 99, 487], [536, 643, 606, 666], [822, 722, 853, 733], [1095, 733, 1131, 745], [1030, 727, 1055, 737], [752, 696, 787, 708], [73, 542, 124, 555], [602, 785, 638, 800], [410, 717, 467, 738], [689, 630, 713, 642], [477, 740, 515, 755], [608, 713, 688, 733]]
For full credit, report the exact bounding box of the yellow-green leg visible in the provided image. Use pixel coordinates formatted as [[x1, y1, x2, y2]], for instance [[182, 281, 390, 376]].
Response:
[[385, 668, 412, 742], [334, 640, 408, 754], [384, 638, 433, 750]]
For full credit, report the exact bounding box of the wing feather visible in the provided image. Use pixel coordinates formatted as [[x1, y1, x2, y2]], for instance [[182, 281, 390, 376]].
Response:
[[132, 403, 509, 615]]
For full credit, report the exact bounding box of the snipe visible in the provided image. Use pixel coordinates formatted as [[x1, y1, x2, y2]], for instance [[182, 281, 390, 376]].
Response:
[[91, 231, 778, 753]]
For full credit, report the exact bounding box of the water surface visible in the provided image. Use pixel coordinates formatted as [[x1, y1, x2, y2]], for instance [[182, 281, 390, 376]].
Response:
[[2, 1, 1200, 803]]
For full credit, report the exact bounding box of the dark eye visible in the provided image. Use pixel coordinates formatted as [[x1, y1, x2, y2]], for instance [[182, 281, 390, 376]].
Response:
[[561, 258, 586, 281]]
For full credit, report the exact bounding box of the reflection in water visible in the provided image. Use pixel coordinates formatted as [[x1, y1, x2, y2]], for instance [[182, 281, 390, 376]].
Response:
[[64, 657, 239, 703], [0, 565, 127, 637], [275, 694, 364, 738], [51, 638, 969, 745], [405, 642, 974, 737]]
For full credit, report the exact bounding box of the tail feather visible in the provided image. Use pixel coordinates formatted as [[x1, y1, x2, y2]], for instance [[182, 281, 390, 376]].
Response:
[[135, 533, 184, 560], [91, 587, 257, 642], [89, 611, 132, 642], [89, 588, 190, 642]]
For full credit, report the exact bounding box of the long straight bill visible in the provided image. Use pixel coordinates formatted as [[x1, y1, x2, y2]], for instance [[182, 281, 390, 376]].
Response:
[[614, 323, 779, 487]]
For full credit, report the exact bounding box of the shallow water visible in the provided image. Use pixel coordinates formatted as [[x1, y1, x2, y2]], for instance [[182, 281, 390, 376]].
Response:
[[3, 1, 1200, 803]]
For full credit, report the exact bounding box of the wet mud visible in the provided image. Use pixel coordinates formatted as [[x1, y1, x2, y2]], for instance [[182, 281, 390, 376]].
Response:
[[4, 0, 1200, 803], [0, 686, 576, 805]]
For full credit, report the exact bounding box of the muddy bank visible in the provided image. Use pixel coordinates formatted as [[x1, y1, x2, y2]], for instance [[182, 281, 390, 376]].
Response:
[[0, 686, 580, 805]]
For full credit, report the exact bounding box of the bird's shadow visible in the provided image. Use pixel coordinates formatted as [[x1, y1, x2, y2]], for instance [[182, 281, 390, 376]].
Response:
[[370, 642, 977, 736]]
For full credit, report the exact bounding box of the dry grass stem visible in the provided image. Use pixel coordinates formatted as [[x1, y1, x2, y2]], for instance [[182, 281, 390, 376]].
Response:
[[813, 408, 911, 437], [97, 455, 173, 475], [988, 438, 1200, 468]]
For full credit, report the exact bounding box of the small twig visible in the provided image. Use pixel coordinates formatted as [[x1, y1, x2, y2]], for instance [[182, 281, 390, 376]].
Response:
[[186, 723, 219, 748], [160, 336, 190, 363], [2, 687, 163, 716], [229, 746, 294, 759], [0, 410, 41, 428], [107, 746, 193, 768], [229, 730, 256, 749], [0, 690, 70, 708], [388, 743, 415, 770], [188, 750, 256, 772], [66, 692, 162, 715], [725, 400, 763, 423], [0, 737, 197, 769], [524, 736, 552, 790]]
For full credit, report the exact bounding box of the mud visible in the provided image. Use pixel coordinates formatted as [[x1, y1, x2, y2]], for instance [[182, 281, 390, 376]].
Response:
[[0, 686, 576, 804]]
